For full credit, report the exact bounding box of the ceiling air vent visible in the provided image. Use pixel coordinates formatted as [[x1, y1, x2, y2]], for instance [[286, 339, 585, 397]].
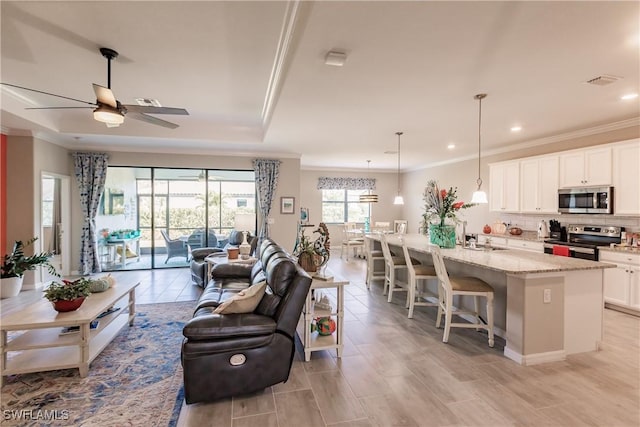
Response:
[[584, 75, 621, 86], [134, 98, 162, 107]]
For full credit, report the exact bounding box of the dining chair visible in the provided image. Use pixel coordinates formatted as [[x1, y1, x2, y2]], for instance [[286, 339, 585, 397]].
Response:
[[429, 244, 495, 347], [379, 234, 414, 304], [394, 220, 408, 234], [363, 235, 385, 289], [373, 221, 391, 232], [400, 244, 438, 318], [341, 222, 365, 260]]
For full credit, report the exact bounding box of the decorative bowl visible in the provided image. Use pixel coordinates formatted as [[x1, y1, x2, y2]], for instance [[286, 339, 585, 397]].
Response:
[[53, 297, 86, 312], [509, 227, 523, 236]]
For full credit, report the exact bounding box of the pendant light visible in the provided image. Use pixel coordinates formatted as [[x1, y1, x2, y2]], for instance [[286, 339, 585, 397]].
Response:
[[471, 94, 488, 204], [393, 131, 404, 205], [359, 160, 379, 203]]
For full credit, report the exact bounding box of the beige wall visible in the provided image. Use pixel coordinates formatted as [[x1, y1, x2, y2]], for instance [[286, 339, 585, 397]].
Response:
[[7, 136, 71, 285]]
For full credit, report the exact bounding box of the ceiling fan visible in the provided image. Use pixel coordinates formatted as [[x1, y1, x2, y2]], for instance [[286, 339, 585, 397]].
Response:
[[1, 47, 188, 129]]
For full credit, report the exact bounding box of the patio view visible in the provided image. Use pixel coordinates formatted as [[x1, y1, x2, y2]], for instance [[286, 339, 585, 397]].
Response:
[[96, 167, 256, 271]]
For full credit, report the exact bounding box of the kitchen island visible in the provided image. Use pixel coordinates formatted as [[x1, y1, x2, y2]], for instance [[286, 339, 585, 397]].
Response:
[[366, 233, 614, 365]]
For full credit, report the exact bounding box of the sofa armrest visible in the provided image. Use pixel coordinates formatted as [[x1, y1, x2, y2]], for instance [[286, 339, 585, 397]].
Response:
[[183, 310, 276, 340], [211, 263, 253, 279], [191, 247, 223, 260]]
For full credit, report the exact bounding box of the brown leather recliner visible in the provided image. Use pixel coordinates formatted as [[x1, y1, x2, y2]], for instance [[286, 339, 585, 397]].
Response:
[[181, 238, 312, 404]]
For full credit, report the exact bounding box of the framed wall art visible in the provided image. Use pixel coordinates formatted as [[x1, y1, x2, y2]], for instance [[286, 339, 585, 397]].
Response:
[[280, 197, 295, 214]]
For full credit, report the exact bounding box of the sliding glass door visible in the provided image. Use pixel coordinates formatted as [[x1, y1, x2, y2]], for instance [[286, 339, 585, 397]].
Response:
[[97, 167, 255, 271]]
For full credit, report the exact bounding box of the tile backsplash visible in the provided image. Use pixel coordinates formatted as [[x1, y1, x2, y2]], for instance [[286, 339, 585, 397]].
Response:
[[496, 213, 639, 233]]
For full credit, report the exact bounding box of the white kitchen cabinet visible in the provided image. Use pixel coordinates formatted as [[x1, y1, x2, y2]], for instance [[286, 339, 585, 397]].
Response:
[[601, 250, 640, 313], [489, 161, 519, 212], [520, 155, 558, 213], [478, 235, 507, 248], [612, 140, 640, 216], [508, 239, 544, 253], [559, 146, 611, 188]]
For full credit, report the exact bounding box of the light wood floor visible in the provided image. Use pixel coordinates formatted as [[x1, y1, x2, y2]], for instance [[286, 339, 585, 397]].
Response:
[[166, 254, 640, 427]]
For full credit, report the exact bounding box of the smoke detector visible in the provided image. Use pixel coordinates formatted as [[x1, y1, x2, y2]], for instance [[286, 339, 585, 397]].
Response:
[[584, 75, 622, 86], [325, 51, 347, 67]]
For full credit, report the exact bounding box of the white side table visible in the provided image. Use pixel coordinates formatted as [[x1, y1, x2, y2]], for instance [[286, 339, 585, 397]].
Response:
[[300, 271, 349, 362]]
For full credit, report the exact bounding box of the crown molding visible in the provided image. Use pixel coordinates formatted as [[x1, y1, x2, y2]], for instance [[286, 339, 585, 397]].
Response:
[[405, 116, 640, 173]]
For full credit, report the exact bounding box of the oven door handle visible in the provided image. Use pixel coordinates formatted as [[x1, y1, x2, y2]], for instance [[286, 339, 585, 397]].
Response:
[[569, 246, 596, 255]]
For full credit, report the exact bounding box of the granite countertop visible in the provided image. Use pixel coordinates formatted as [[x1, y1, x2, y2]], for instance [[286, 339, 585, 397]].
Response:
[[478, 230, 544, 242], [371, 234, 613, 275], [599, 246, 640, 255]]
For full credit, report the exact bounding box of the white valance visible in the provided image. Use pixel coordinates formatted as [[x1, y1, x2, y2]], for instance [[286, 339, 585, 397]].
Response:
[[317, 177, 376, 190]]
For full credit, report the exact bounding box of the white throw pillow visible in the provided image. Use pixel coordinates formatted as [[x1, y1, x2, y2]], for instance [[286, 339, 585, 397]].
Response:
[[213, 281, 267, 314]]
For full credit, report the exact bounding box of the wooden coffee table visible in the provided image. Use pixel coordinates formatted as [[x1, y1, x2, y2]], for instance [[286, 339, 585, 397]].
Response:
[[0, 280, 139, 385]]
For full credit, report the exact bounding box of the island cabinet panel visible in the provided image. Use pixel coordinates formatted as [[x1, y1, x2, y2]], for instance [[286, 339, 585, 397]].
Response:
[[519, 155, 558, 213], [489, 161, 519, 212], [559, 146, 611, 188], [601, 250, 640, 314], [612, 139, 640, 216]]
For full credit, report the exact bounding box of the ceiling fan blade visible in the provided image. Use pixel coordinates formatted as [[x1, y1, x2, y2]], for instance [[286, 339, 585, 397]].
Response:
[[1, 82, 95, 105], [26, 106, 93, 110], [127, 112, 179, 129], [123, 104, 189, 115], [92, 84, 117, 108]]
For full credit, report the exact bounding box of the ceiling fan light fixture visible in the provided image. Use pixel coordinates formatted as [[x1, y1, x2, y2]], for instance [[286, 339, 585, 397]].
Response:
[[93, 105, 124, 125]]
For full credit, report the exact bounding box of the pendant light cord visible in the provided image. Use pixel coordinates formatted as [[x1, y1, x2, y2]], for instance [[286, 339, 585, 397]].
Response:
[[474, 94, 486, 189], [396, 132, 403, 195]]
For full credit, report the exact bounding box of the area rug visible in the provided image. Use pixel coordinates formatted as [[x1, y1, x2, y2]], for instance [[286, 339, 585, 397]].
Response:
[[1, 301, 194, 427]]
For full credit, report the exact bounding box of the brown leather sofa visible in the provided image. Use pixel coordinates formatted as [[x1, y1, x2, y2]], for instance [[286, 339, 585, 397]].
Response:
[[181, 238, 312, 403]]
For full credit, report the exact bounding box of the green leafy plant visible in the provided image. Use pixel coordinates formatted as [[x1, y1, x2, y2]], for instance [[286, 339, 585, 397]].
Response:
[[1, 238, 59, 278], [43, 278, 91, 302]]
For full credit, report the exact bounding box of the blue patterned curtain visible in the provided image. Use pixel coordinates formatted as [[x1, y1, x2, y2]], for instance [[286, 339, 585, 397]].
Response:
[[73, 152, 109, 274], [317, 177, 376, 190], [253, 159, 281, 241]]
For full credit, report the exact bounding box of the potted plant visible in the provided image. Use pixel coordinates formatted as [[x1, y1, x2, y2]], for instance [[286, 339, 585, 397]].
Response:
[[1, 238, 59, 299], [44, 278, 91, 312], [421, 180, 475, 248], [295, 229, 318, 272]]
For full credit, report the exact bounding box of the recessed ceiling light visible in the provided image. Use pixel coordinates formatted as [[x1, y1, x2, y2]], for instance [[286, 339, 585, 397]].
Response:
[[620, 93, 638, 100], [447, 143, 455, 150], [511, 126, 522, 132]]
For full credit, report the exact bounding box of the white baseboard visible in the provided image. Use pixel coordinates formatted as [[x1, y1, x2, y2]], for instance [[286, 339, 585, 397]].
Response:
[[504, 347, 566, 365]]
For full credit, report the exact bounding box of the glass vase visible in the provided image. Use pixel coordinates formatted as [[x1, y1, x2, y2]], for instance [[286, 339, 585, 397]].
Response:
[[429, 224, 456, 248]]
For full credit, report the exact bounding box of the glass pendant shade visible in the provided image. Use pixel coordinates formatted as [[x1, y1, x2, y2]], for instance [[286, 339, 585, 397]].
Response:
[[393, 195, 404, 205], [471, 190, 488, 204]]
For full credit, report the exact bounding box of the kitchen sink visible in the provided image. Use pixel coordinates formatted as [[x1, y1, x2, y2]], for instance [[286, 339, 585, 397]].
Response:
[[463, 245, 506, 251]]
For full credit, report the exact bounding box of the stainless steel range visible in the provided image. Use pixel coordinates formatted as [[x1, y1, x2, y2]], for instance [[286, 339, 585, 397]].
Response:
[[543, 224, 624, 261]]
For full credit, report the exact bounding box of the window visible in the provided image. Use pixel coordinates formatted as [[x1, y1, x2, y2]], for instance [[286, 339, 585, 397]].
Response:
[[321, 189, 369, 223]]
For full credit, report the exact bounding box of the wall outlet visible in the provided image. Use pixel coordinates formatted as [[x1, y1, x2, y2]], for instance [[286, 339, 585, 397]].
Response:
[[543, 288, 551, 304]]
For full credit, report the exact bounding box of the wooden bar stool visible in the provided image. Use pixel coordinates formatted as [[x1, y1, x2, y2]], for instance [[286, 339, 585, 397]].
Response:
[[429, 244, 495, 347], [401, 244, 438, 319]]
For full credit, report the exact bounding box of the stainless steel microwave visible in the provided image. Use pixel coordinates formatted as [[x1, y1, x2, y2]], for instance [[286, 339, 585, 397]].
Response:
[[558, 186, 613, 214]]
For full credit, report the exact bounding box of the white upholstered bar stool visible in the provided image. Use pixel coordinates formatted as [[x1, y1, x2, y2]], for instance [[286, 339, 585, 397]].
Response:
[[401, 244, 438, 319], [430, 244, 495, 347], [364, 235, 385, 289], [380, 234, 411, 304]]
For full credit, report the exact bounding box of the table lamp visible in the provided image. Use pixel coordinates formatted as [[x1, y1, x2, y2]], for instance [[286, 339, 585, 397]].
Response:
[[234, 213, 256, 256]]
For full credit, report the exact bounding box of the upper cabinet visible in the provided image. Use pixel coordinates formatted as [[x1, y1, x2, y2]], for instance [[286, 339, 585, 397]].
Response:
[[489, 161, 519, 212], [559, 146, 612, 188], [612, 140, 640, 216], [520, 155, 558, 213]]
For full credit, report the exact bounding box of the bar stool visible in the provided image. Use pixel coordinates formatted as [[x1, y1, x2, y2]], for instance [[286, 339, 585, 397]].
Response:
[[401, 244, 438, 319], [380, 234, 419, 305], [364, 235, 385, 289], [430, 244, 495, 347]]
